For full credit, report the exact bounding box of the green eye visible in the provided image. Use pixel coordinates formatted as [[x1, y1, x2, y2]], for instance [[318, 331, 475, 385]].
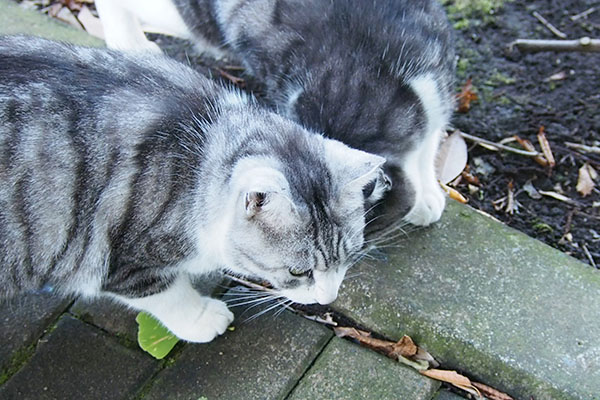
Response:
[[289, 267, 308, 277]]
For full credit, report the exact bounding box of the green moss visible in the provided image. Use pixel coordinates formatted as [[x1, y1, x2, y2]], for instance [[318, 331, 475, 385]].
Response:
[[0, 344, 37, 386], [442, 0, 509, 30], [533, 222, 554, 233], [456, 58, 470, 76]]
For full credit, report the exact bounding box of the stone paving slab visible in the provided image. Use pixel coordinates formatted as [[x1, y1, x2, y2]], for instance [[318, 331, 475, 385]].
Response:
[[70, 298, 140, 343], [287, 336, 440, 400], [0, 294, 70, 380], [0, 0, 102, 46], [333, 201, 600, 400], [143, 289, 333, 400], [0, 314, 160, 400], [432, 389, 467, 400]]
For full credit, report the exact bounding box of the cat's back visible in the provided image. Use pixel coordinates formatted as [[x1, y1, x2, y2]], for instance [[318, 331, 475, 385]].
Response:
[[0, 36, 214, 297]]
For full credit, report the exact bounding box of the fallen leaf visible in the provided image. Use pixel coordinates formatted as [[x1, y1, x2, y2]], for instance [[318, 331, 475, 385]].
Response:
[[77, 5, 105, 39], [136, 312, 179, 359], [539, 190, 575, 204], [436, 131, 468, 184], [472, 381, 515, 400], [420, 369, 481, 398], [333, 327, 436, 367], [537, 126, 556, 169], [54, 6, 83, 30], [576, 163, 597, 197], [544, 71, 567, 82], [441, 183, 468, 204], [456, 78, 478, 113], [461, 166, 480, 185], [523, 180, 542, 199]]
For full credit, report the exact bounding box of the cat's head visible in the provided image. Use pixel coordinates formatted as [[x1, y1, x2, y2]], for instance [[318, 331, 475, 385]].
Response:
[[222, 135, 390, 305]]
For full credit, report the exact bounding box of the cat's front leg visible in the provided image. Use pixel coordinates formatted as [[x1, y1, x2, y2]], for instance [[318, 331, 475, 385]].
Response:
[[110, 274, 233, 343], [401, 128, 446, 226]]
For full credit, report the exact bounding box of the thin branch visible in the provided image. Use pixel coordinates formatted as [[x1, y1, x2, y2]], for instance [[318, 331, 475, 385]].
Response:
[[570, 7, 596, 21], [565, 142, 600, 154], [459, 131, 540, 157], [532, 11, 567, 39], [225, 274, 274, 292], [508, 37, 600, 53]]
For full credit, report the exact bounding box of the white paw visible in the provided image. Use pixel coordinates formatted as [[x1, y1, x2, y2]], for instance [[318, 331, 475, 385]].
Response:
[[403, 184, 446, 226], [167, 298, 234, 343]]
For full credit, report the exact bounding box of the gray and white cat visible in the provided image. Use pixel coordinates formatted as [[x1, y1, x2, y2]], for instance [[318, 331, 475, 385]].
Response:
[[96, 0, 455, 234], [0, 36, 390, 342]]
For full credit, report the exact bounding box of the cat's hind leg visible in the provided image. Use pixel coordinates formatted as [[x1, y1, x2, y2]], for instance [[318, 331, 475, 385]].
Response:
[[110, 274, 233, 343], [95, 0, 191, 52]]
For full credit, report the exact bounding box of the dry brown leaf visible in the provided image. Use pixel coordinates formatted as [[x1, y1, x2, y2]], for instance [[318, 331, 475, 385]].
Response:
[[436, 131, 468, 184], [420, 369, 481, 398], [472, 381, 514, 400], [77, 5, 105, 39], [333, 327, 436, 367], [537, 126, 556, 168], [456, 78, 478, 113], [461, 166, 480, 186], [576, 163, 597, 197]]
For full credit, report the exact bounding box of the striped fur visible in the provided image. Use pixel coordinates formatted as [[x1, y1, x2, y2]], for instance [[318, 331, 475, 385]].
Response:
[[0, 36, 388, 341], [97, 0, 456, 234]]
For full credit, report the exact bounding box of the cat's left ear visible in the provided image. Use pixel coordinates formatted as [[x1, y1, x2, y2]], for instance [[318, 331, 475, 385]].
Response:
[[322, 138, 389, 189]]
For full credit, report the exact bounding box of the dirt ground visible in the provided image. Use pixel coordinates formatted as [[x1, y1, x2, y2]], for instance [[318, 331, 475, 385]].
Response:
[[445, 0, 599, 267], [17, 0, 600, 267]]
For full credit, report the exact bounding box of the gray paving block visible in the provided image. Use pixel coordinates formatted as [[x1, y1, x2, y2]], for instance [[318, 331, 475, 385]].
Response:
[[288, 337, 440, 400], [432, 389, 467, 400], [0, 314, 159, 399], [70, 298, 139, 343], [143, 288, 333, 400], [0, 294, 70, 377], [332, 201, 600, 400], [0, 0, 103, 46]]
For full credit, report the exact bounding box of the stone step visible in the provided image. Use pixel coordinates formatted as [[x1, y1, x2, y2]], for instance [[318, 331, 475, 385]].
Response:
[[287, 336, 440, 400], [332, 201, 600, 400]]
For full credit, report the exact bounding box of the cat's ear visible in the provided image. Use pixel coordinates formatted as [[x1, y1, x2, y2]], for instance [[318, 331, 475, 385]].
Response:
[[233, 163, 297, 223], [244, 190, 297, 224], [322, 138, 387, 186]]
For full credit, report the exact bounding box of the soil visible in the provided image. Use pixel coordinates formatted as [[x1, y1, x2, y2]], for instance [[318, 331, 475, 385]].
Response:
[[17, 0, 600, 267]]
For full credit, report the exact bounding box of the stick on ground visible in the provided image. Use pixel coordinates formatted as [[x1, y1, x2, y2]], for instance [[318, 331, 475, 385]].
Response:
[[508, 37, 600, 53]]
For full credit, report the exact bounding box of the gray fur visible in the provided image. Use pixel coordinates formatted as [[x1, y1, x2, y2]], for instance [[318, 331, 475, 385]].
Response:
[[172, 0, 456, 232], [0, 35, 387, 309]]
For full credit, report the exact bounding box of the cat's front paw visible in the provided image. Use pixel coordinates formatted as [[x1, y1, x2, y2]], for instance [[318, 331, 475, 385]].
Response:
[[168, 298, 234, 343], [403, 184, 446, 226]]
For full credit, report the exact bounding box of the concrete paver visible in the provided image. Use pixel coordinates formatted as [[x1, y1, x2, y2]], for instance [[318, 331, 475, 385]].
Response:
[[0, 294, 70, 379], [143, 289, 333, 400], [288, 337, 440, 400], [333, 201, 600, 400], [0, 315, 159, 400]]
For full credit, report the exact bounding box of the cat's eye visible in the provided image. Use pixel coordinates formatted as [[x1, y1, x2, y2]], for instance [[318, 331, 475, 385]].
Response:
[[363, 170, 392, 200], [288, 267, 311, 277]]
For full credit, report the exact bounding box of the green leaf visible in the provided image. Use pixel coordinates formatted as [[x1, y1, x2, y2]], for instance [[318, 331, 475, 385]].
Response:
[[136, 312, 179, 359]]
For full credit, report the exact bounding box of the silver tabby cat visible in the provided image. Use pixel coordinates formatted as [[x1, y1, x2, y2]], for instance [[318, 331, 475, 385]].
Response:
[[96, 0, 456, 235], [0, 36, 390, 342]]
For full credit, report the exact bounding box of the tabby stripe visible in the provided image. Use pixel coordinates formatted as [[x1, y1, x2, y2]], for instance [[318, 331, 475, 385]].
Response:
[[13, 177, 34, 279]]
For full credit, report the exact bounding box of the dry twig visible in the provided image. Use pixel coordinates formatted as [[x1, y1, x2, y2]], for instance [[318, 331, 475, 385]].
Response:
[[459, 131, 539, 157], [532, 11, 567, 39], [565, 142, 600, 154], [508, 37, 600, 53], [570, 7, 596, 21]]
